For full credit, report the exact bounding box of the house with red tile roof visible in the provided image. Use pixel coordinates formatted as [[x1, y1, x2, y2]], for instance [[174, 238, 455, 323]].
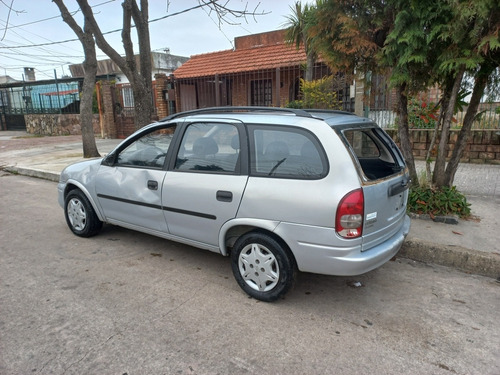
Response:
[[172, 29, 335, 111]]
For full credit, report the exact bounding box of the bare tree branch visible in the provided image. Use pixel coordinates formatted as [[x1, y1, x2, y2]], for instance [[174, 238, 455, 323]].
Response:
[[52, 0, 84, 40], [58, 0, 268, 130], [75, 0, 132, 79], [198, 0, 266, 28], [121, 0, 136, 75], [1, 0, 27, 41], [131, 0, 152, 86]]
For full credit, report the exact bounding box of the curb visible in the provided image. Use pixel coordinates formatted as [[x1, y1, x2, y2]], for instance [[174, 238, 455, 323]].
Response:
[[400, 239, 500, 279], [4, 166, 60, 182]]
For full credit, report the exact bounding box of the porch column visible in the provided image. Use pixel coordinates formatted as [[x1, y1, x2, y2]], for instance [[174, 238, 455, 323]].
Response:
[[354, 78, 365, 117], [100, 80, 117, 139], [275, 67, 281, 107], [154, 73, 168, 119], [215, 73, 220, 107]]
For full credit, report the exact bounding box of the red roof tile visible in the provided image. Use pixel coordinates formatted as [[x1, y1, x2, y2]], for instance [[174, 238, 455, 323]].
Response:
[[174, 43, 307, 79]]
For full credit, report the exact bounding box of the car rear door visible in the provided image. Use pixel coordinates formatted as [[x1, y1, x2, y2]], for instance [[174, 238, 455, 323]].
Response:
[[339, 125, 410, 251], [162, 120, 248, 248]]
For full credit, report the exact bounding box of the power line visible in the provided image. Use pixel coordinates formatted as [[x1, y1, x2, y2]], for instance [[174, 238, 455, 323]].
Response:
[[0, 35, 80, 49], [0, 50, 106, 58], [0, 21, 84, 56], [0, 3, 207, 49], [0, 0, 117, 30], [0, 0, 120, 60], [0, 52, 69, 64]]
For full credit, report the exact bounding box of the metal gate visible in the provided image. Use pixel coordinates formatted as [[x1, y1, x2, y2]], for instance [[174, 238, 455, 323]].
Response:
[[114, 83, 136, 138], [4, 114, 26, 130]]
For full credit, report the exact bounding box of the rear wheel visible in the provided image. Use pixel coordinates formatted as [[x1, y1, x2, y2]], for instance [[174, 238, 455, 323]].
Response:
[[231, 232, 296, 302], [64, 189, 102, 237]]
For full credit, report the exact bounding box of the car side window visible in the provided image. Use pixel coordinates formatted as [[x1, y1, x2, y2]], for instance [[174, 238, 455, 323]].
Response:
[[249, 126, 327, 179], [174, 123, 240, 173], [116, 126, 176, 168]]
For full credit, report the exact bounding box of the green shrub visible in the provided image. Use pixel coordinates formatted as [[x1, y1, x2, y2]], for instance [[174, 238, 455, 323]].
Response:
[[286, 76, 341, 110], [407, 186, 471, 218], [285, 100, 304, 109]]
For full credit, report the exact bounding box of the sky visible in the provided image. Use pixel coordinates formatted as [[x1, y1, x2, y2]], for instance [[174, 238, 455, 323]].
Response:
[[0, 0, 309, 81]]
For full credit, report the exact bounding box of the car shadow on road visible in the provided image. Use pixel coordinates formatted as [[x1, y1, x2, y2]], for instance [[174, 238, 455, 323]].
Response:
[[86, 224, 420, 308]]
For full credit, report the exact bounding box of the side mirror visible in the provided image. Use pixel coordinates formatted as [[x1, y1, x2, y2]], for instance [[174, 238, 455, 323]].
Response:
[[101, 152, 116, 166]]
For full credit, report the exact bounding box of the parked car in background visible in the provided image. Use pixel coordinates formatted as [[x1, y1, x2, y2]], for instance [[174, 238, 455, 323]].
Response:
[[58, 107, 411, 301]]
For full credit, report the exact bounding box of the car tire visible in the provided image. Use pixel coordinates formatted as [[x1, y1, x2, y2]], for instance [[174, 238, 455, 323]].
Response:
[[64, 189, 103, 237], [231, 232, 296, 302]]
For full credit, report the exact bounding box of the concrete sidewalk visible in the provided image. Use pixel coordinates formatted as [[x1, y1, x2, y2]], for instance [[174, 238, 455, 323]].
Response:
[[1, 131, 499, 279]]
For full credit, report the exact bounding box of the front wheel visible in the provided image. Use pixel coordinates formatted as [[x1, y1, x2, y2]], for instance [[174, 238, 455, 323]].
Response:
[[64, 189, 102, 237], [231, 232, 296, 302]]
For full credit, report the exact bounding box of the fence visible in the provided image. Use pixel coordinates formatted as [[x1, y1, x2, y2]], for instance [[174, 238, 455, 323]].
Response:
[[0, 78, 82, 115], [171, 63, 355, 114], [366, 73, 500, 129]]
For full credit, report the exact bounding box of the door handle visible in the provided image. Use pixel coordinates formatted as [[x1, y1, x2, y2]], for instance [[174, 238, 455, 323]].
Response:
[[216, 190, 233, 202], [148, 180, 158, 190]]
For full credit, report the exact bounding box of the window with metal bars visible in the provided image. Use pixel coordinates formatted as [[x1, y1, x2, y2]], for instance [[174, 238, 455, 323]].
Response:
[[250, 79, 272, 106], [121, 85, 134, 108]]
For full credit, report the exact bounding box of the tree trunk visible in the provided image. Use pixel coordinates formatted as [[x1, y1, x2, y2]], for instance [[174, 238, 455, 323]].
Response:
[[132, 0, 154, 128], [131, 80, 153, 129], [444, 63, 492, 186], [426, 79, 452, 186], [305, 52, 315, 82], [53, 0, 99, 158], [120, 0, 152, 129], [433, 68, 465, 188], [395, 83, 419, 187], [80, 26, 100, 158]]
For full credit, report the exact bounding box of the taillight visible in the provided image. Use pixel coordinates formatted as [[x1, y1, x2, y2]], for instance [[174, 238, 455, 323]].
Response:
[[336, 189, 364, 239]]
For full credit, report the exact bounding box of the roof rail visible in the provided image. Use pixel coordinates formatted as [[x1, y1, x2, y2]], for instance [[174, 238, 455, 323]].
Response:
[[159, 106, 314, 122], [304, 109, 355, 116]]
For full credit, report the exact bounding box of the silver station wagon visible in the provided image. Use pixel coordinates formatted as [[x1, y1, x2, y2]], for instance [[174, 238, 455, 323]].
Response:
[[58, 107, 411, 301]]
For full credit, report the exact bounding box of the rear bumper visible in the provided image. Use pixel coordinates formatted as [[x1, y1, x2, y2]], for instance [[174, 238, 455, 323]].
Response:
[[276, 215, 411, 276]]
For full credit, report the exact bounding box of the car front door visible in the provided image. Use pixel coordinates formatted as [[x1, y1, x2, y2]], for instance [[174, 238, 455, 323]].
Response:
[[95, 125, 177, 233], [162, 121, 248, 248]]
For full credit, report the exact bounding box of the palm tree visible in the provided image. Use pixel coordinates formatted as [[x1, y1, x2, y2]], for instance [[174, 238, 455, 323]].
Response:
[[283, 1, 316, 81]]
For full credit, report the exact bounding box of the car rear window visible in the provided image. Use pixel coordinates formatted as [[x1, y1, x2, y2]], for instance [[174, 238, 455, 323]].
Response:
[[342, 128, 403, 180], [248, 125, 327, 179]]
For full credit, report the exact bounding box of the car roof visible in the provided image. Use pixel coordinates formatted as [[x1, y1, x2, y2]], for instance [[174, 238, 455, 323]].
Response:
[[156, 106, 376, 128]]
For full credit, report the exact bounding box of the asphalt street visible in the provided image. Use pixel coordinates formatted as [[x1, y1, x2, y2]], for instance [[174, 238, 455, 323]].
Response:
[[1, 173, 499, 374]]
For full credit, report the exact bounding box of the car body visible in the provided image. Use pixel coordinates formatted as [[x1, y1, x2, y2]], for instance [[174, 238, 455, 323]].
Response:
[[58, 107, 411, 301]]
